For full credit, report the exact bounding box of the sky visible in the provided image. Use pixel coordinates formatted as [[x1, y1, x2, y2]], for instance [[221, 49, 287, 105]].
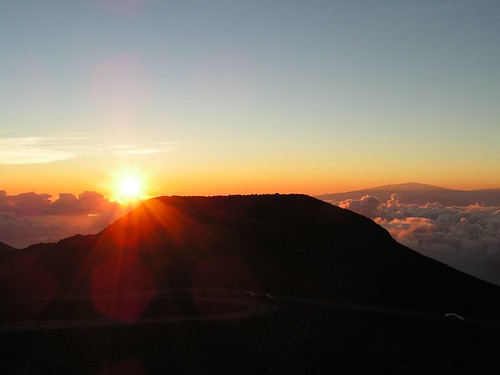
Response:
[[1, 0, 500, 200]]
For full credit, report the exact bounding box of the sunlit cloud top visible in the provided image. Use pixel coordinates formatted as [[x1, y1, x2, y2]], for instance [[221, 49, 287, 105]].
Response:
[[331, 193, 500, 286]]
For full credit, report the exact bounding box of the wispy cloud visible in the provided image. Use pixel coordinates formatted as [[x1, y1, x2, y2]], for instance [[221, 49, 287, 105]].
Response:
[[0, 137, 78, 164], [0, 136, 185, 165]]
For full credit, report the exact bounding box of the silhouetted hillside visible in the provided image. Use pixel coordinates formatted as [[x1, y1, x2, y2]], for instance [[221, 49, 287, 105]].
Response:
[[0, 242, 14, 253], [3, 194, 500, 374], [2, 194, 500, 319]]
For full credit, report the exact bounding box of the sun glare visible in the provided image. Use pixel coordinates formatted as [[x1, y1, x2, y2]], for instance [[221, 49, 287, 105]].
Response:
[[122, 177, 140, 195], [117, 176, 144, 203]]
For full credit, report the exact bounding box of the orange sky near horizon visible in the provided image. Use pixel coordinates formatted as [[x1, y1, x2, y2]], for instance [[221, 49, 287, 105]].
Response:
[[2, 152, 499, 203], [1, 2, 499, 201]]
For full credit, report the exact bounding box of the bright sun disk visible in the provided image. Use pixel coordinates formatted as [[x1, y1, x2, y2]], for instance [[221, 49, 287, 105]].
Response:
[[119, 176, 142, 202]]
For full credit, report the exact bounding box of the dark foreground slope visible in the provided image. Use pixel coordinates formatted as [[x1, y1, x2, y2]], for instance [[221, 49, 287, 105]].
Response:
[[0, 242, 14, 253], [1, 195, 500, 374]]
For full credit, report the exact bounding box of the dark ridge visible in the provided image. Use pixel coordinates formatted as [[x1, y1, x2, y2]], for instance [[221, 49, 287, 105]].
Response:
[[0, 241, 15, 252], [24, 242, 57, 251], [2, 194, 500, 319], [3, 194, 500, 374]]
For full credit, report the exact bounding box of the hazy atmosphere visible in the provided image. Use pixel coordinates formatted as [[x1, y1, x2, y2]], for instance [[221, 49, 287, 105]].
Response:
[[1, 0, 499, 198]]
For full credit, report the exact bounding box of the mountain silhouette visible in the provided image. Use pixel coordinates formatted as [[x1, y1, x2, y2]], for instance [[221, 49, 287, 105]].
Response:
[[2, 194, 500, 374], [317, 182, 500, 206], [0, 241, 14, 253], [3, 194, 500, 315]]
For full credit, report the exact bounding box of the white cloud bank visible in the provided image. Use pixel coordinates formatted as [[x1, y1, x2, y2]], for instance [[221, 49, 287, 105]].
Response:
[[334, 194, 500, 286]]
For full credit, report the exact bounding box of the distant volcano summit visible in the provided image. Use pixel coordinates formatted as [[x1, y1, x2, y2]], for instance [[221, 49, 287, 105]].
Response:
[[317, 183, 500, 206]]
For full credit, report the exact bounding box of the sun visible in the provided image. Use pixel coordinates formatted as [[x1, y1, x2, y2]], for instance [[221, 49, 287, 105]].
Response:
[[121, 177, 140, 196], [117, 176, 144, 203]]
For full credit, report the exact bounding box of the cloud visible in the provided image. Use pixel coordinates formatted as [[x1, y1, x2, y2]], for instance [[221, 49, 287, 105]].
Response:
[[0, 190, 120, 216], [333, 194, 500, 285], [0, 136, 185, 165], [44, 191, 120, 215], [337, 195, 388, 219], [0, 137, 77, 164], [0, 190, 125, 248], [7, 191, 52, 215]]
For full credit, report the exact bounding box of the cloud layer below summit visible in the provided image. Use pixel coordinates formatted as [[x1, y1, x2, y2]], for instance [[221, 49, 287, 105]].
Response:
[[335, 194, 500, 285], [0, 190, 125, 248]]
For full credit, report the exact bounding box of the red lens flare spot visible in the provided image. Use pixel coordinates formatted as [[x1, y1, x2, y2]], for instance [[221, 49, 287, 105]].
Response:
[[91, 256, 157, 322]]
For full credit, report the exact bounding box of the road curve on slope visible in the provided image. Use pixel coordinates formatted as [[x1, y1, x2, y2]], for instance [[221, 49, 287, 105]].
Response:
[[3, 289, 500, 332], [0, 289, 278, 332]]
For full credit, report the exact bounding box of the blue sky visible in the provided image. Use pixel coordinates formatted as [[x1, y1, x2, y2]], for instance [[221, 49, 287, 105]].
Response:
[[1, 0, 499, 197]]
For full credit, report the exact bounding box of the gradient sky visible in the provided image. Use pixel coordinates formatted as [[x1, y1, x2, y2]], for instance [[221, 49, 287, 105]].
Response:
[[1, 0, 499, 199]]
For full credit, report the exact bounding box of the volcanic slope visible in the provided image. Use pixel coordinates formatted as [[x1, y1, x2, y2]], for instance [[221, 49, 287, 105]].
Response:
[[4, 194, 500, 375], [3, 194, 500, 319]]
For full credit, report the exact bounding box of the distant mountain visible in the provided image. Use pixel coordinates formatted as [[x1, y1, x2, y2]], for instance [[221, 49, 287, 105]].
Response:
[[2, 195, 500, 373], [317, 182, 500, 206], [369, 182, 450, 191]]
